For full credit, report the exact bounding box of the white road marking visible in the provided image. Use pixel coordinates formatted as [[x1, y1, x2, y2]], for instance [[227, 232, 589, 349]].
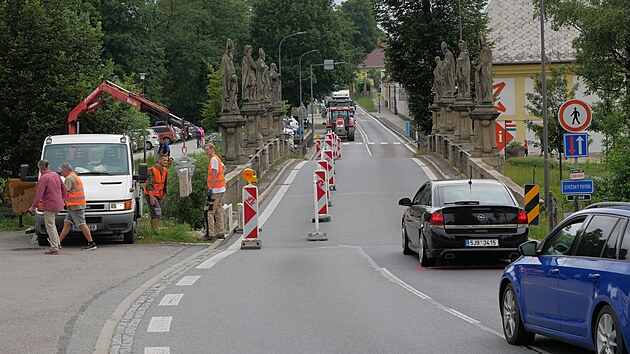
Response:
[[147, 317, 172, 332], [356, 105, 416, 153], [196, 240, 241, 269], [367, 142, 375, 145], [145, 347, 170, 354], [355, 121, 372, 157], [444, 308, 481, 324], [355, 142, 362, 145], [393, 142, 401, 145], [380, 268, 431, 299], [380, 142, 388, 145], [159, 294, 184, 306], [411, 158, 437, 181], [342, 142, 350, 145], [175, 276, 200, 286]]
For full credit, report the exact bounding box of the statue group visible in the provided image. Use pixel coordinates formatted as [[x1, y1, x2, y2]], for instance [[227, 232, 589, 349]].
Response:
[[234, 43, 282, 107]]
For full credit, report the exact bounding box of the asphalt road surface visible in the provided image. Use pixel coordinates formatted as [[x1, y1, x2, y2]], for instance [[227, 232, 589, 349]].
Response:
[[0, 108, 591, 353]]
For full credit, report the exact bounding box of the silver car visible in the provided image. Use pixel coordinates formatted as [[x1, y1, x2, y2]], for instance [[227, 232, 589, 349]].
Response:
[[130, 128, 160, 151]]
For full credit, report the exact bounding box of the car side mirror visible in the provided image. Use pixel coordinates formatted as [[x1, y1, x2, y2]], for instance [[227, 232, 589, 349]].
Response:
[[518, 240, 538, 257], [20, 164, 38, 182], [134, 163, 148, 181], [398, 197, 412, 207]]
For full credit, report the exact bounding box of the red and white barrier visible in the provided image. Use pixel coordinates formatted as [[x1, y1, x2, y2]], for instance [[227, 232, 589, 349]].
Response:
[[241, 184, 261, 249], [336, 135, 342, 159], [323, 149, 336, 190], [317, 160, 332, 205], [308, 170, 329, 241], [315, 139, 321, 159]]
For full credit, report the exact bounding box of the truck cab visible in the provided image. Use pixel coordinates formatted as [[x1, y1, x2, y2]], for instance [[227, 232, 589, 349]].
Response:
[[25, 134, 147, 245], [326, 107, 355, 141]]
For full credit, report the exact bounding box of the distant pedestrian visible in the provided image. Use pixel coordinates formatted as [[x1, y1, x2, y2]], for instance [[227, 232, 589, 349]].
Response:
[[28, 160, 66, 255], [524, 141, 529, 157], [203, 143, 226, 240], [57, 163, 96, 250], [157, 138, 171, 157], [144, 154, 169, 232]]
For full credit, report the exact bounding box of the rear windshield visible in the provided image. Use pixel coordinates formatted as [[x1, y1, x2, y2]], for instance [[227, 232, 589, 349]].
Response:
[[437, 184, 514, 206], [43, 143, 130, 176]]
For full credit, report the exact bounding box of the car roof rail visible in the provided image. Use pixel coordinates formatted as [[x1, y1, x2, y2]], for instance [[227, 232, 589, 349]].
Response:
[[585, 202, 630, 209]]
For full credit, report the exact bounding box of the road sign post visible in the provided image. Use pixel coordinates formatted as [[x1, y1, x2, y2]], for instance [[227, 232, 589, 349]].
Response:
[[563, 133, 588, 158]]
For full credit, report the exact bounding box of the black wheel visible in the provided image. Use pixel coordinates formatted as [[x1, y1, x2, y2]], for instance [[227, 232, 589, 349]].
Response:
[[402, 225, 414, 255], [123, 221, 136, 244], [163, 137, 172, 144], [595, 305, 625, 354], [418, 235, 435, 267], [145, 141, 152, 150], [502, 283, 535, 345], [37, 232, 48, 246]]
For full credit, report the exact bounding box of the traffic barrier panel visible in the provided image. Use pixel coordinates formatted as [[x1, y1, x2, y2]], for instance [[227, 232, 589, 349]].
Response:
[[308, 171, 328, 241], [336, 135, 342, 159], [324, 149, 336, 190], [317, 160, 332, 206], [241, 184, 261, 249], [315, 139, 321, 159]]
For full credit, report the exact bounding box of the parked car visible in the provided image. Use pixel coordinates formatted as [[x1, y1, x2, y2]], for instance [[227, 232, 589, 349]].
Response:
[[130, 128, 160, 151], [398, 179, 529, 267], [173, 126, 183, 142], [499, 202, 630, 353], [152, 125, 178, 144], [283, 117, 299, 131]]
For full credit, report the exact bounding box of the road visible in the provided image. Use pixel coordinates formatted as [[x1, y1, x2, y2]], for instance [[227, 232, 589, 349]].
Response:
[[91, 108, 588, 353]]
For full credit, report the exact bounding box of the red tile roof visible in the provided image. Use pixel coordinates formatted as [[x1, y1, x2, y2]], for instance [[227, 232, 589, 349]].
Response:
[[361, 45, 385, 69]]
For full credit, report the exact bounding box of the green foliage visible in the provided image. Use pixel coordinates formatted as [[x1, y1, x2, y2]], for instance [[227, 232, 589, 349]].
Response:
[[353, 95, 377, 112], [505, 157, 558, 169], [0, 0, 111, 179], [201, 65, 222, 131], [374, 0, 489, 134], [136, 217, 203, 243], [601, 136, 630, 201], [161, 152, 210, 229], [338, 0, 382, 55], [249, 0, 365, 106], [524, 65, 576, 155]]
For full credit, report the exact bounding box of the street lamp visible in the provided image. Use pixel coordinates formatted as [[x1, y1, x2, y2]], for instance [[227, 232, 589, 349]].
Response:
[[139, 72, 147, 162], [278, 31, 306, 76]]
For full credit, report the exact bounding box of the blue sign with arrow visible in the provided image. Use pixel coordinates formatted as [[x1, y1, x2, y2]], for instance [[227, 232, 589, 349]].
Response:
[[561, 179, 594, 195], [564, 133, 588, 158]]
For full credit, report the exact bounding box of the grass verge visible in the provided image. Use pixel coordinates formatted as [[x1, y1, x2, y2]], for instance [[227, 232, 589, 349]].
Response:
[[353, 96, 377, 112], [135, 217, 209, 244]]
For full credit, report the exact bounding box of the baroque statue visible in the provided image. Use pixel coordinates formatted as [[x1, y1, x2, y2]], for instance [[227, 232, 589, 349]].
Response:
[[256, 48, 270, 101], [269, 63, 280, 104], [475, 33, 493, 105], [220, 38, 238, 112], [441, 42, 456, 96], [433, 56, 446, 100], [241, 45, 257, 102], [455, 40, 471, 99]]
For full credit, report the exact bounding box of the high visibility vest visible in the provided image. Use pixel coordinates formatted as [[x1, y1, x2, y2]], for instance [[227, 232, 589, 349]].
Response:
[[207, 156, 226, 189], [65, 172, 86, 206], [144, 166, 167, 197]]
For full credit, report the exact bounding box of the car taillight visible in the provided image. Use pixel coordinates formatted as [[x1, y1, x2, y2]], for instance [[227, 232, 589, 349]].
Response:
[[518, 210, 528, 225], [430, 212, 444, 227]]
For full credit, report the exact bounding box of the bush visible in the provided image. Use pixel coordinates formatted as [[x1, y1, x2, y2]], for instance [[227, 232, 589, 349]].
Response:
[[505, 156, 559, 168], [161, 152, 210, 229]]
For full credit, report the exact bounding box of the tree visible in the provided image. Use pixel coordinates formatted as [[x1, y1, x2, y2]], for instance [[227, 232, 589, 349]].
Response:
[[525, 65, 577, 179], [201, 65, 222, 132], [338, 0, 382, 56], [249, 0, 360, 106], [373, 0, 488, 134], [0, 0, 111, 178], [155, 0, 251, 124]]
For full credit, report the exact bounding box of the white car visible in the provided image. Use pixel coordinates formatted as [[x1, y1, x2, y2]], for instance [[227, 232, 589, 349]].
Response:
[[130, 128, 160, 151], [284, 117, 299, 130], [283, 127, 295, 136]]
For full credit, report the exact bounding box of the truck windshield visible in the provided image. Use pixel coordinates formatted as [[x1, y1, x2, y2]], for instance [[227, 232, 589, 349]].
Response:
[[43, 143, 130, 176]]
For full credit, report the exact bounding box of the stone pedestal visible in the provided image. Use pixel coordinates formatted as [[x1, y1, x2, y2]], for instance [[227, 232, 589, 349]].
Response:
[[450, 98, 474, 147], [437, 96, 455, 136], [261, 102, 274, 142], [241, 102, 264, 156], [272, 104, 284, 139], [470, 104, 500, 158], [218, 112, 247, 169], [430, 103, 439, 135]]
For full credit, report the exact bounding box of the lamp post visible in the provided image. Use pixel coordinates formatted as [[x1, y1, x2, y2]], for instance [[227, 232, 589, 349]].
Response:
[[299, 49, 319, 125], [278, 31, 306, 76], [139, 72, 147, 162]]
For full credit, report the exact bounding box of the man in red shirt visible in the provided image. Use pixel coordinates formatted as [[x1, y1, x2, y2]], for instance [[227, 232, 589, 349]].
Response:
[[28, 160, 67, 255]]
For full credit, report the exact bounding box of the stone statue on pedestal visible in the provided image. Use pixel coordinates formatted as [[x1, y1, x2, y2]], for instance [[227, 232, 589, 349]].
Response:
[[433, 56, 446, 100], [242, 45, 257, 102], [256, 48, 270, 102], [475, 33, 493, 105], [220, 38, 238, 112], [269, 63, 280, 104], [456, 40, 471, 99], [441, 42, 456, 96]]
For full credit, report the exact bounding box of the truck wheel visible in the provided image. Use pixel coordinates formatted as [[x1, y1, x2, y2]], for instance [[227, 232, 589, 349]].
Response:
[[37, 232, 49, 246], [348, 134, 355, 141], [123, 222, 136, 244]]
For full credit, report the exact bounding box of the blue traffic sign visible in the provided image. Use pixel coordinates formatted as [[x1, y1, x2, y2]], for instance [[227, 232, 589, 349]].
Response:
[[564, 133, 588, 158], [561, 179, 594, 195]]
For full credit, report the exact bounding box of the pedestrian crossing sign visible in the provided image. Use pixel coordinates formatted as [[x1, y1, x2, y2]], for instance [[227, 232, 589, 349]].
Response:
[[376, 92, 382, 98]]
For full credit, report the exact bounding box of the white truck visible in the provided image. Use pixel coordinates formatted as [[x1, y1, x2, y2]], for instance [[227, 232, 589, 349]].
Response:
[[22, 134, 147, 245]]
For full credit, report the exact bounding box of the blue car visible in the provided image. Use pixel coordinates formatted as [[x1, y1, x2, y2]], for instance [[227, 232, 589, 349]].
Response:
[[499, 202, 630, 353]]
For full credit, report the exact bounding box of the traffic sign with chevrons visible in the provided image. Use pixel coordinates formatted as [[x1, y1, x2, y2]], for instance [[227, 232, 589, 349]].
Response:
[[524, 184, 540, 225]]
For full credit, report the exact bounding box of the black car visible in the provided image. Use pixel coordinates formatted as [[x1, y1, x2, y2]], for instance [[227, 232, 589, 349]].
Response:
[[398, 179, 529, 267]]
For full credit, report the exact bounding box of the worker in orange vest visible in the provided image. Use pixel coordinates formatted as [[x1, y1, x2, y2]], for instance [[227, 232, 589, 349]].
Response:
[[144, 154, 169, 232], [58, 162, 96, 250], [203, 143, 226, 240]]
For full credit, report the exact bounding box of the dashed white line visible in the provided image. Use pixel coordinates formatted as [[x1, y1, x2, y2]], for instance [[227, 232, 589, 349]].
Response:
[[355, 122, 372, 157], [145, 347, 170, 354], [367, 142, 375, 145], [380, 142, 388, 145], [159, 294, 184, 306], [175, 276, 200, 286], [393, 142, 401, 145], [147, 317, 172, 332]]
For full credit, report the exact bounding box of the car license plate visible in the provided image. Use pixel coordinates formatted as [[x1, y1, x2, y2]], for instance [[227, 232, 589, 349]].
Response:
[[87, 224, 97, 231], [466, 239, 498, 247]]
